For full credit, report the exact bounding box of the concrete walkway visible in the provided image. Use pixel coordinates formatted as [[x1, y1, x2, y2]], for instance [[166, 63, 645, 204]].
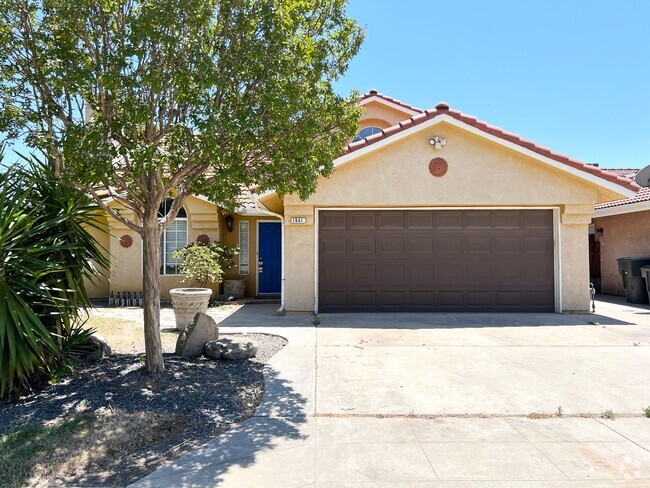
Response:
[[132, 297, 650, 486]]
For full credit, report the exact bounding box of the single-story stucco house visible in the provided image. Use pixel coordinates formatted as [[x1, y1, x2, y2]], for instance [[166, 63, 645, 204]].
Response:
[[87, 90, 638, 313], [590, 168, 650, 296]]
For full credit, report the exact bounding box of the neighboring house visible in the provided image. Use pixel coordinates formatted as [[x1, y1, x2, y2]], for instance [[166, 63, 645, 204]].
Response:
[[87, 90, 637, 313], [590, 168, 650, 296]]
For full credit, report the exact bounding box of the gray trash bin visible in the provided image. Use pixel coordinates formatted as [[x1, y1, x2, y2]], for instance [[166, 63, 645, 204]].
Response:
[[641, 266, 650, 304], [617, 257, 650, 304]]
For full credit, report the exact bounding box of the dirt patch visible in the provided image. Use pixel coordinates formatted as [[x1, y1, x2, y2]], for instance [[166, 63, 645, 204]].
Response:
[[0, 333, 286, 487]]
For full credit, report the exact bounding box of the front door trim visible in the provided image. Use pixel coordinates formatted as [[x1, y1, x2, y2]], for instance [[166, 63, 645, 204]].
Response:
[[314, 207, 562, 314]]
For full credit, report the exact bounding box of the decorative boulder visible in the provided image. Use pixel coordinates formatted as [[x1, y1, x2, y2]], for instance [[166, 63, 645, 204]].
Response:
[[204, 340, 225, 360], [221, 337, 258, 360], [175, 312, 219, 358], [84, 333, 112, 361]]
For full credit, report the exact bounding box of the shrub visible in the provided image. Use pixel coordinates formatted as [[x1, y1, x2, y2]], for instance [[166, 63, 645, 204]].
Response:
[[0, 157, 108, 398], [173, 242, 238, 288]]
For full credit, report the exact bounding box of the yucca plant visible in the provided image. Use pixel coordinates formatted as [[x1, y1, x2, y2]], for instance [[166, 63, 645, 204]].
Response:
[[0, 153, 109, 398]]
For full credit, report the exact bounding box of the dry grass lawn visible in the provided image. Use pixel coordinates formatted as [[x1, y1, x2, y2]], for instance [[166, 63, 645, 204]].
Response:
[[0, 410, 184, 487], [84, 315, 180, 354]]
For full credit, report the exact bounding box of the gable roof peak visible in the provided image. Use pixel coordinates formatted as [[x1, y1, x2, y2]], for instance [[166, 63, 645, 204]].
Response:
[[360, 89, 424, 114]]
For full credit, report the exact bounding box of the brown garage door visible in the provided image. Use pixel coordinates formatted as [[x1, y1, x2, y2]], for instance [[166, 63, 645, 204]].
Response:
[[318, 210, 555, 312]]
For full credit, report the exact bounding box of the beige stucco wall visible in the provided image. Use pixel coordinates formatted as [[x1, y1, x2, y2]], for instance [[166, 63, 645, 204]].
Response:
[[280, 122, 623, 313], [359, 100, 415, 127], [593, 211, 650, 296], [83, 214, 111, 299], [88, 195, 221, 300]]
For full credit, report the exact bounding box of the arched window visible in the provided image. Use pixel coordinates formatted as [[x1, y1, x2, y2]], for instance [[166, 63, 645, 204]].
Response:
[[159, 199, 188, 275], [352, 126, 382, 142]]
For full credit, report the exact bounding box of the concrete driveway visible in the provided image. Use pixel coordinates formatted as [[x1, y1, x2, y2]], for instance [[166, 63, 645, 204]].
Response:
[[133, 296, 650, 486]]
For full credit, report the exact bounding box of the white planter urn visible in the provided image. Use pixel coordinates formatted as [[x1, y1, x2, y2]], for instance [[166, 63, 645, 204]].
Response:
[[170, 288, 212, 331]]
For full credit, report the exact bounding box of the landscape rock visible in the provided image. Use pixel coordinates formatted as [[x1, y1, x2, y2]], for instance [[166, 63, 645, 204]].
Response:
[[84, 333, 112, 361], [204, 340, 224, 359], [220, 337, 258, 360], [175, 313, 219, 358]]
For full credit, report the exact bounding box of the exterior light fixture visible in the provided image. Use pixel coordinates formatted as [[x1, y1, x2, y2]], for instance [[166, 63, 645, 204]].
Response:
[[596, 227, 604, 237], [225, 215, 234, 233], [429, 136, 447, 150]]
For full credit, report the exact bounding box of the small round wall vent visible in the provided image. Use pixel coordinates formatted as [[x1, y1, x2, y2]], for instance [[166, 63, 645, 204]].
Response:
[[196, 234, 210, 245], [120, 234, 133, 248], [429, 157, 448, 177]]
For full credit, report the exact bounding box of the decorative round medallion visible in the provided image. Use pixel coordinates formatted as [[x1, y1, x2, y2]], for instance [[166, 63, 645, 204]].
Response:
[[196, 234, 210, 245], [429, 157, 448, 177], [119, 234, 133, 248]]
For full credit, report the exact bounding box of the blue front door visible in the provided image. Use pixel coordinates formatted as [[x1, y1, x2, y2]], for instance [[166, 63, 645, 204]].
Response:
[[258, 222, 281, 294]]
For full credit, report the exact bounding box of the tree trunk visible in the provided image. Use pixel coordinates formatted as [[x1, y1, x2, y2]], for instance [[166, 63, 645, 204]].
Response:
[[142, 210, 165, 373]]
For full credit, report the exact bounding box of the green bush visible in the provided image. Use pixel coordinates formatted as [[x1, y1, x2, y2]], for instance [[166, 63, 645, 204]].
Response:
[[173, 242, 238, 288], [0, 157, 108, 399]]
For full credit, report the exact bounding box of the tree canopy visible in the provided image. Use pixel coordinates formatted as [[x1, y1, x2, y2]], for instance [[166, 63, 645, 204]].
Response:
[[0, 0, 363, 372]]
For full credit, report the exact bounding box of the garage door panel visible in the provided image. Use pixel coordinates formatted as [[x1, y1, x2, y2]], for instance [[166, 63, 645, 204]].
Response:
[[439, 291, 464, 306], [349, 263, 375, 281], [524, 237, 552, 254], [437, 262, 464, 282], [318, 210, 555, 312], [495, 291, 523, 306], [349, 212, 375, 229], [463, 237, 492, 254], [406, 238, 433, 254], [377, 211, 405, 228], [437, 238, 463, 254], [350, 291, 376, 306], [406, 211, 434, 228], [407, 263, 434, 281], [377, 238, 404, 254], [321, 238, 346, 255], [494, 237, 522, 254], [379, 291, 406, 306], [464, 211, 492, 228], [493, 262, 521, 281], [494, 211, 522, 229], [523, 210, 553, 228], [378, 263, 405, 282], [322, 264, 347, 281], [350, 238, 375, 254], [437, 212, 463, 228], [466, 291, 493, 306], [321, 212, 347, 230]]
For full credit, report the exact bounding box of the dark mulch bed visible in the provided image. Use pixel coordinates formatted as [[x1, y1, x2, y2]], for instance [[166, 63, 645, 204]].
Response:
[[0, 332, 287, 487]]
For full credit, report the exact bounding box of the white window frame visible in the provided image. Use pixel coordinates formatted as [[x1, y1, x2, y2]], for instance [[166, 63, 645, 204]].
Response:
[[353, 126, 383, 142], [239, 220, 249, 275], [160, 215, 188, 276]]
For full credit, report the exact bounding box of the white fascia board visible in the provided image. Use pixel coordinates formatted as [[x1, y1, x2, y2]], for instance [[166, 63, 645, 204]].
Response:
[[358, 95, 421, 116], [592, 200, 650, 218]]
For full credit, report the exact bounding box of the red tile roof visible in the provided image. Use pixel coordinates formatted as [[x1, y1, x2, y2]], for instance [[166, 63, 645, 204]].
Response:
[[361, 89, 424, 114], [344, 103, 639, 193], [601, 168, 640, 180], [595, 169, 650, 210]]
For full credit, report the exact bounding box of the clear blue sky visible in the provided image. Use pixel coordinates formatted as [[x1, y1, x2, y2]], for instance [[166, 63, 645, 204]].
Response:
[[336, 0, 650, 169]]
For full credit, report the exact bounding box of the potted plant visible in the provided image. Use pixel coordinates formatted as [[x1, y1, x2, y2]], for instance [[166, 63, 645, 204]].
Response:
[[169, 242, 238, 330]]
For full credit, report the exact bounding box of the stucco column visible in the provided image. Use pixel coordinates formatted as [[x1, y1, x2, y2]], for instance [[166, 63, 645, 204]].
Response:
[[283, 205, 315, 312], [560, 205, 593, 312]]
